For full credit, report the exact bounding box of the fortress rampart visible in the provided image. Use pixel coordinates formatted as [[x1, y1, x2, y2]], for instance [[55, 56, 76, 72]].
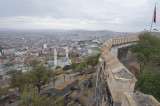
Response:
[[96, 35, 160, 106]]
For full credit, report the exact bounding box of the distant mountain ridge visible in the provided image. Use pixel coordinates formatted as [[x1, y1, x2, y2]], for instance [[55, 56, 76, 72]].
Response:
[[0, 29, 134, 37]]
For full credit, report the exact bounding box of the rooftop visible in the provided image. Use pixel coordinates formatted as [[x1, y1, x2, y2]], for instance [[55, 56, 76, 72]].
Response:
[[58, 57, 70, 63], [50, 62, 55, 67]]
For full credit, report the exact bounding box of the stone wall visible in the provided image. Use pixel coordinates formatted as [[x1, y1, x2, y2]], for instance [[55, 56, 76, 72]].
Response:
[[117, 46, 131, 60], [95, 35, 160, 106]]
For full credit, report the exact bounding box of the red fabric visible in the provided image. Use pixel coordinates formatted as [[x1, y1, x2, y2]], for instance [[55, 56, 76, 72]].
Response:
[[154, 5, 156, 23]]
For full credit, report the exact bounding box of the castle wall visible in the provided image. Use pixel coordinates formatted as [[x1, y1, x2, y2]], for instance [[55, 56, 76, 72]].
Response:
[[96, 35, 138, 105], [96, 35, 160, 106]]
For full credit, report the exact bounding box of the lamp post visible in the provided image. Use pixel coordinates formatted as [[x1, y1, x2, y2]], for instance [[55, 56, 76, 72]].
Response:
[[144, 29, 149, 32], [149, 28, 158, 34], [153, 28, 158, 32]]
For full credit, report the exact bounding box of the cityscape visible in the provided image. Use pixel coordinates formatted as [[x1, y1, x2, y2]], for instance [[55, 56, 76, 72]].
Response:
[[0, 30, 132, 78], [0, 0, 160, 106], [0, 30, 134, 105]]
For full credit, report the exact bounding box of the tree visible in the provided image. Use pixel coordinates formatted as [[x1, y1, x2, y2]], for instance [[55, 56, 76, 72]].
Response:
[[133, 33, 160, 101], [8, 70, 16, 75], [76, 59, 86, 75], [10, 70, 26, 92], [86, 54, 100, 68], [135, 70, 160, 101], [73, 54, 100, 75], [90, 56, 99, 68], [30, 59, 41, 69], [26, 59, 54, 93], [132, 33, 160, 72], [86, 56, 92, 66], [70, 60, 78, 76], [76, 64, 82, 74], [0, 87, 10, 100], [20, 87, 56, 106], [70, 60, 76, 70]]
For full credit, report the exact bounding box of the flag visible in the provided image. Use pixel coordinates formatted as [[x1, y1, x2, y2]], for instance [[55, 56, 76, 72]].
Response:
[[153, 5, 156, 23]]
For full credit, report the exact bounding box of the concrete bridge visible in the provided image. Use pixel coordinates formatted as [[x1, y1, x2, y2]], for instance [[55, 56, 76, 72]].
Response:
[[95, 35, 160, 106]]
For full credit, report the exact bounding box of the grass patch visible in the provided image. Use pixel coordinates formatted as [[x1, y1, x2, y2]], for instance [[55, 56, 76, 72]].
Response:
[[91, 47, 101, 52]]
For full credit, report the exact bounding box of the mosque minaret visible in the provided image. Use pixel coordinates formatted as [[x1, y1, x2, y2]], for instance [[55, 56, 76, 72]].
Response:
[[54, 48, 57, 67], [53, 46, 71, 68], [66, 46, 69, 58]]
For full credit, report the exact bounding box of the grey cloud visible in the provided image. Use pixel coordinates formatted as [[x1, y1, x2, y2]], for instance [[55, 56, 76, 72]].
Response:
[[0, 0, 158, 32]]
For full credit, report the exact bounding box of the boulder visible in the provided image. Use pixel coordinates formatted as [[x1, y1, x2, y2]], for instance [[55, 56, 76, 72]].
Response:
[[84, 78, 92, 88], [70, 86, 76, 91]]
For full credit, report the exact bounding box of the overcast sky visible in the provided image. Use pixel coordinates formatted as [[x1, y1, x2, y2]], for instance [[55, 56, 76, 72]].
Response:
[[0, 0, 159, 32]]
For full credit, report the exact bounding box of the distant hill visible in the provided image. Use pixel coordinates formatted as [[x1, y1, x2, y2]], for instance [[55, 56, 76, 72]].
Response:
[[52, 30, 133, 37], [0, 29, 134, 37]]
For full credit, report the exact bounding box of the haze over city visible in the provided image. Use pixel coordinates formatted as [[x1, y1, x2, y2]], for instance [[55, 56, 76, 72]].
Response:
[[0, 0, 160, 106], [0, 0, 160, 32]]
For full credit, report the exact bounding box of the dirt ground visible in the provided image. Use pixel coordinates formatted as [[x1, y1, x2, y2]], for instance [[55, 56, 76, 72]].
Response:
[[68, 71, 97, 106], [55, 72, 96, 90], [0, 94, 19, 106]]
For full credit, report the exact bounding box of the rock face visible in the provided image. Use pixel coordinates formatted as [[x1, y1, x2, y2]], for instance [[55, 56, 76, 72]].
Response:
[[95, 36, 160, 106]]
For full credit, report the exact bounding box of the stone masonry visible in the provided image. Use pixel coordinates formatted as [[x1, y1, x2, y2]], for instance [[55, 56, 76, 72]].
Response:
[[95, 36, 160, 106]]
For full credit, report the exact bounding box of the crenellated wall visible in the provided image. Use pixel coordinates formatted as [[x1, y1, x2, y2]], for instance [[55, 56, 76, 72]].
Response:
[[95, 35, 160, 106]]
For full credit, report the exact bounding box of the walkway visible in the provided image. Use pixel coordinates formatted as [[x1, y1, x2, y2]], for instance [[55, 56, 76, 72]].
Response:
[[111, 43, 137, 57]]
